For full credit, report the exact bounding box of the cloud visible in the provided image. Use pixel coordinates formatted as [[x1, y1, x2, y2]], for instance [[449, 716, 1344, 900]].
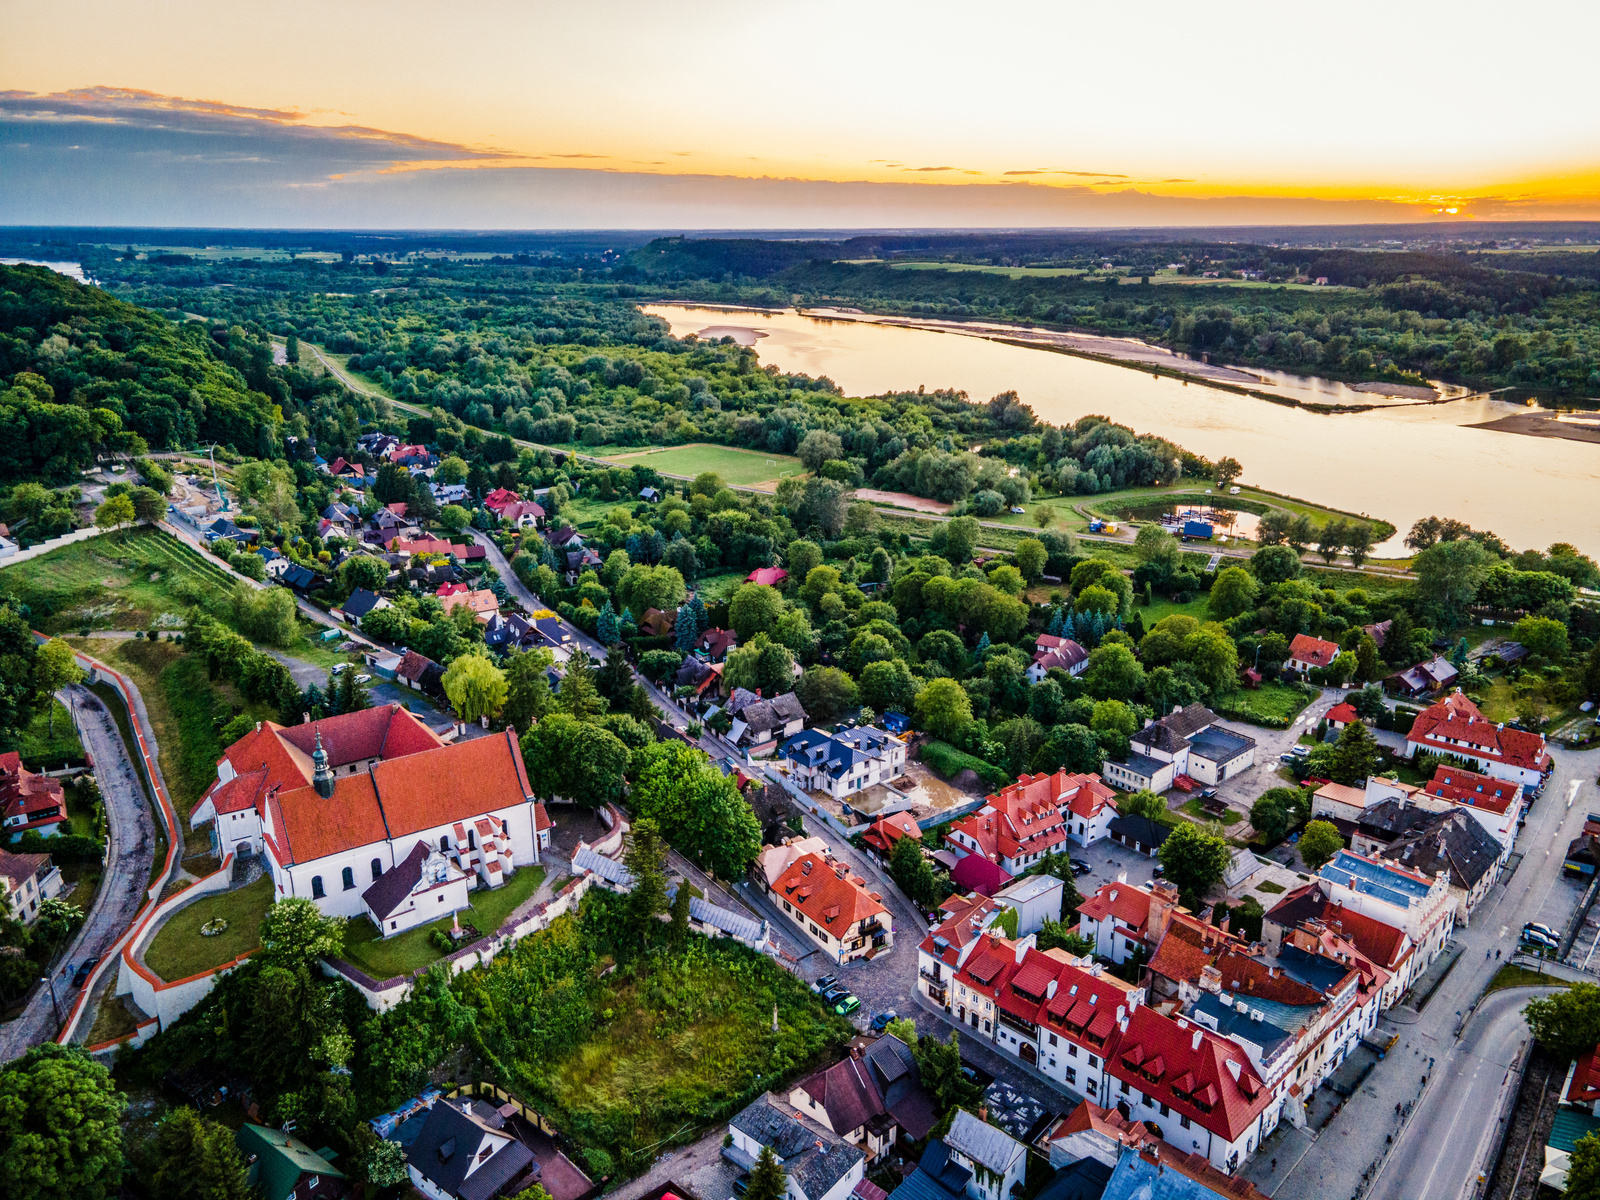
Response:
[[1161, 178, 1196, 183], [3, 85, 1596, 228], [547, 152, 609, 159]]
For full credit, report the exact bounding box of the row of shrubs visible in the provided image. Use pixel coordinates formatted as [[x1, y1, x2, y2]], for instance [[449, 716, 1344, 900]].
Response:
[[919, 739, 1013, 790]]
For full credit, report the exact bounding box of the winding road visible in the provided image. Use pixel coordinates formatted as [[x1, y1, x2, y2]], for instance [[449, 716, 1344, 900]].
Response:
[[0, 677, 168, 1061]]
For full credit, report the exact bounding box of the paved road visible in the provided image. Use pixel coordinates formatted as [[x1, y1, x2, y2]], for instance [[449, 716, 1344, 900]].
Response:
[[0, 684, 158, 1061], [1242, 743, 1600, 1200], [1373, 986, 1556, 1200]]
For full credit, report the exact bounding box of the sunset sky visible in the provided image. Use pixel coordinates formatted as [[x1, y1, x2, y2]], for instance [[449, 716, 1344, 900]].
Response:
[[4, 0, 1598, 228]]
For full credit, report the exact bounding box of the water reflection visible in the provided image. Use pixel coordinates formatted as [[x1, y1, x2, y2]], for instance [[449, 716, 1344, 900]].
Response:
[[647, 304, 1600, 558]]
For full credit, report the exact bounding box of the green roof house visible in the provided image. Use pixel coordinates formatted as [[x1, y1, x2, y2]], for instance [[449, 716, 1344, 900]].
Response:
[[237, 1123, 348, 1200]]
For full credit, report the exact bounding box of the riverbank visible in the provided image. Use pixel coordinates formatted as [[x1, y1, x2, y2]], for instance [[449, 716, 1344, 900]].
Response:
[[1470, 409, 1600, 444]]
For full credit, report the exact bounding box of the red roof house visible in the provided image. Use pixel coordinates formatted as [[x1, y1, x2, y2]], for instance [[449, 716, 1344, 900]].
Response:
[[1286, 634, 1341, 672], [0, 753, 67, 835], [1406, 690, 1551, 784]]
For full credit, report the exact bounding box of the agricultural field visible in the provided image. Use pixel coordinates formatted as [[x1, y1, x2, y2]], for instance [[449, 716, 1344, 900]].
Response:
[[597, 442, 804, 488], [0, 527, 239, 633]]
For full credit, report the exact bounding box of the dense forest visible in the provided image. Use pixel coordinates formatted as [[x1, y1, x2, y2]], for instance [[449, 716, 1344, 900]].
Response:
[[0, 259, 1202, 507]]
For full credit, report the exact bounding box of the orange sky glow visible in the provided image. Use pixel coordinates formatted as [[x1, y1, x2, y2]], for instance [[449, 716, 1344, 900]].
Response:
[[4, 0, 1598, 226]]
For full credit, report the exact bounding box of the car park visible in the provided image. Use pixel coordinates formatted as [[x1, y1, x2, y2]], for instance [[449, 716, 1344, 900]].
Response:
[[833, 994, 861, 1016]]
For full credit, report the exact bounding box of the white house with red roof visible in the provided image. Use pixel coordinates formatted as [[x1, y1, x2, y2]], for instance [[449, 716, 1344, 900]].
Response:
[[761, 841, 893, 963], [1027, 634, 1088, 683], [189, 705, 551, 930], [1075, 878, 1186, 965], [0, 751, 68, 835], [916, 895, 1004, 1009], [1323, 702, 1360, 732], [1284, 634, 1341, 675], [1422, 764, 1523, 852], [484, 488, 546, 529], [1107, 1004, 1281, 1172], [945, 771, 1116, 874], [1403, 689, 1552, 788]]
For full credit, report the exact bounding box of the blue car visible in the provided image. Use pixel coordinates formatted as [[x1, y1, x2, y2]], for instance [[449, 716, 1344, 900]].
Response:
[[71, 957, 99, 988], [869, 1010, 897, 1032]]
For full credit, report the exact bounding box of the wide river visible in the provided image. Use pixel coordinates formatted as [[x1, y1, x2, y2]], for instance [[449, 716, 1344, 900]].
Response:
[[645, 304, 1600, 559]]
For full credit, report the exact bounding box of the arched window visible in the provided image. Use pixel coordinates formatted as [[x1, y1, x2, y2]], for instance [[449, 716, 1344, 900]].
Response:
[[371, 858, 382, 882], [342, 866, 354, 891], [468, 829, 476, 850], [311, 875, 325, 899], [440, 835, 449, 852]]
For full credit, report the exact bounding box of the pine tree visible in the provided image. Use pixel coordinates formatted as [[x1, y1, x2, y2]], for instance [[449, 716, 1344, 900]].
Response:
[[1047, 607, 1064, 636], [624, 819, 669, 943], [974, 632, 991, 661], [1061, 610, 1076, 638], [597, 600, 620, 646], [540, 541, 561, 570], [668, 884, 693, 948], [746, 1145, 788, 1200]]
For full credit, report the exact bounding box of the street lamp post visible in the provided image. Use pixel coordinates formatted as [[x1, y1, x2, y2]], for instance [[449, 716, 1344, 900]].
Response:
[[40, 975, 61, 1027]]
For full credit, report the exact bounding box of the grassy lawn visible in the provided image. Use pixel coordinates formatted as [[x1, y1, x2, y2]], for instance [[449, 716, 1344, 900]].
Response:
[[340, 865, 546, 979], [693, 571, 749, 604], [74, 637, 277, 815], [596, 443, 804, 487], [1484, 963, 1567, 995], [0, 526, 238, 634], [1255, 879, 1286, 894], [1181, 799, 1242, 825], [1141, 595, 1212, 626], [1214, 682, 1314, 726], [16, 701, 85, 768], [143, 876, 273, 981]]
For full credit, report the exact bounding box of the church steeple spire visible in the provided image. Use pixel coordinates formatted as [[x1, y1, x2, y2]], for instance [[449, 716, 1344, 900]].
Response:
[[312, 729, 334, 798]]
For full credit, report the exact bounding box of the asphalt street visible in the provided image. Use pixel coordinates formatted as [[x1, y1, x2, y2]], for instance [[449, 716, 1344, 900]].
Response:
[[1241, 743, 1600, 1200], [0, 684, 158, 1061]]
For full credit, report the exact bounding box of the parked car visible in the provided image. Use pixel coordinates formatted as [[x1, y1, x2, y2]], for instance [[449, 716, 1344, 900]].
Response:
[[833, 994, 861, 1016], [1070, 858, 1093, 876], [1524, 922, 1560, 942], [869, 1009, 897, 1032], [331, 663, 351, 674], [1523, 929, 1558, 951], [1009, 506, 1026, 515], [354, 674, 372, 684], [71, 957, 99, 988], [812, 974, 838, 994], [821, 985, 850, 1005], [733, 1178, 750, 1196]]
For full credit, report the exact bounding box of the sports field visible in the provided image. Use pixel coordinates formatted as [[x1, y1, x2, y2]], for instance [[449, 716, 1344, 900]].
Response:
[[598, 442, 804, 488]]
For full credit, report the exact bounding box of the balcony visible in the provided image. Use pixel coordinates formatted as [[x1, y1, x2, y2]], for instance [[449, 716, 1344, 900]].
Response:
[[997, 1008, 1037, 1037], [860, 919, 885, 938]]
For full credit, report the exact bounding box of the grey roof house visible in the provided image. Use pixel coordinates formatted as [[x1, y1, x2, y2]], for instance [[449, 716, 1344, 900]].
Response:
[[728, 1094, 867, 1200], [398, 1096, 537, 1200]]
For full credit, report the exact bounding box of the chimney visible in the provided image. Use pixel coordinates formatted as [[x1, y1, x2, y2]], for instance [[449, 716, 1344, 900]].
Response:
[[302, 711, 310, 725], [1014, 941, 1027, 965], [978, 1106, 987, 1123], [1192, 1029, 1203, 1051], [1091, 962, 1102, 977], [1199, 964, 1222, 994]]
